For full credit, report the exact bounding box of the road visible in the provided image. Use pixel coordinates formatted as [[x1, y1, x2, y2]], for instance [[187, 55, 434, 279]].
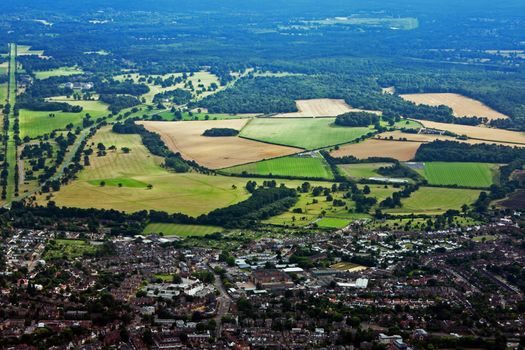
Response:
[[207, 264, 233, 338]]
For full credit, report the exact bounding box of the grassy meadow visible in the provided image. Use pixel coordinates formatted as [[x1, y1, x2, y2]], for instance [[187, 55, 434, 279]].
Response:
[[419, 162, 498, 188], [34, 67, 84, 80], [222, 154, 334, 179], [338, 163, 393, 180], [20, 99, 109, 138], [240, 118, 374, 150]]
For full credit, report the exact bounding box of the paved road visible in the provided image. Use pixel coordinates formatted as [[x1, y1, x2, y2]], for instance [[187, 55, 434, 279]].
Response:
[[207, 264, 233, 337]]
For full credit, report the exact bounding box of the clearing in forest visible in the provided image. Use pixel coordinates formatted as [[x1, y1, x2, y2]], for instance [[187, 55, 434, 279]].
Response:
[[222, 153, 334, 179], [418, 162, 498, 188], [34, 67, 84, 80], [417, 120, 525, 145], [140, 119, 301, 169], [331, 139, 421, 161], [400, 93, 508, 121], [240, 118, 374, 150], [273, 99, 381, 118]]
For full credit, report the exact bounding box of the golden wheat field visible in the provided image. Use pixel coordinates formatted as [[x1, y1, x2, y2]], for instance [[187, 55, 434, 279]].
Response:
[[400, 93, 509, 121], [331, 139, 422, 161], [418, 120, 525, 145], [139, 119, 302, 169], [273, 99, 381, 118]]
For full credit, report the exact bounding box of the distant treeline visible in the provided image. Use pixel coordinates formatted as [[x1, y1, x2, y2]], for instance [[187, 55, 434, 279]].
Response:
[[16, 96, 83, 113], [415, 140, 525, 163]]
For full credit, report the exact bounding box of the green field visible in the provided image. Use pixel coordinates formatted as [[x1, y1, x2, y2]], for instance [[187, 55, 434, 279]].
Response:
[[316, 217, 351, 229], [34, 67, 84, 80], [223, 154, 334, 179], [144, 223, 223, 237], [239, 118, 374, 150], [87, 178, 149, 188], [386, 187, 481, 215], [20, 99, 109, 138], [338, 163, 394, 179], [0, 83, 7, 103], [38, 126, 317, 215], [419, 162, 498, 188], [44, 239, 99, 260]]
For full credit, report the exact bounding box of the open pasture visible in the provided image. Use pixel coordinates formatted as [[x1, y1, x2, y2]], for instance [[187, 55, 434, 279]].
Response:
[[144, 223, 223, 237], [34, 67, 84, 80], [385, 187, 481, 215], [420, 162, 498, 188], [20, 99, 109, 138], [140, 119, 301, 169], [222, 154, 334, 179], [36, 126, 256, 215], [273, 99, 381, 118], [417, 120, 525, 145], [331, 139, 421, 161], [240, 118, 374, 150], [400, 93, 509, 121]]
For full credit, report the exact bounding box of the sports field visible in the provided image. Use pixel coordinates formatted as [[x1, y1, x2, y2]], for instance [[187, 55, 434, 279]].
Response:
[[385, 187, 481, 215], [20, 99, 109, 138], [420, 162, 498, 188], [34, 67, 84, 80], [316, 217, 351, 229], [222, 154, 334, 179], [143, 223, 223, 237], [338, 163, 394, 180], [240, 118, 374, 150]]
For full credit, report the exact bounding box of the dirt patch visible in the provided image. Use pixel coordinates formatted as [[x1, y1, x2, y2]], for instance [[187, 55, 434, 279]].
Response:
[[331, 139, 422, 161], [417, 120, 525, 145], [400, 93, 509, 121], [139, 119, 302, 169], [273, 99, 381, 118]]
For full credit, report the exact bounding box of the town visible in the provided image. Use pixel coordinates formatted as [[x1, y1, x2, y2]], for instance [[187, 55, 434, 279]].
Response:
[[1, 214, 523, 349]]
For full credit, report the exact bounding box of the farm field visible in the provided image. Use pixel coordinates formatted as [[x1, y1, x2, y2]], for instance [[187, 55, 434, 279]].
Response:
[[149, 110, 255, 121], [36, 126, 320, 215], [143, 223, 223, 237], [419, 162, 498, 188], [222, 154, 334, 179], [331, 139, 422, 161], [417, 120, 525, 145], [385, 187, 481, 215], [240, 118, 374, 150], [16, 45, 45, 57], [400, 93, 508, 121], [273, 99, 381, 118], [338, 163, 394, 180], [20, 99, 109, 138], [140, 119, 301, 169], [34, 67, 84, 80]]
